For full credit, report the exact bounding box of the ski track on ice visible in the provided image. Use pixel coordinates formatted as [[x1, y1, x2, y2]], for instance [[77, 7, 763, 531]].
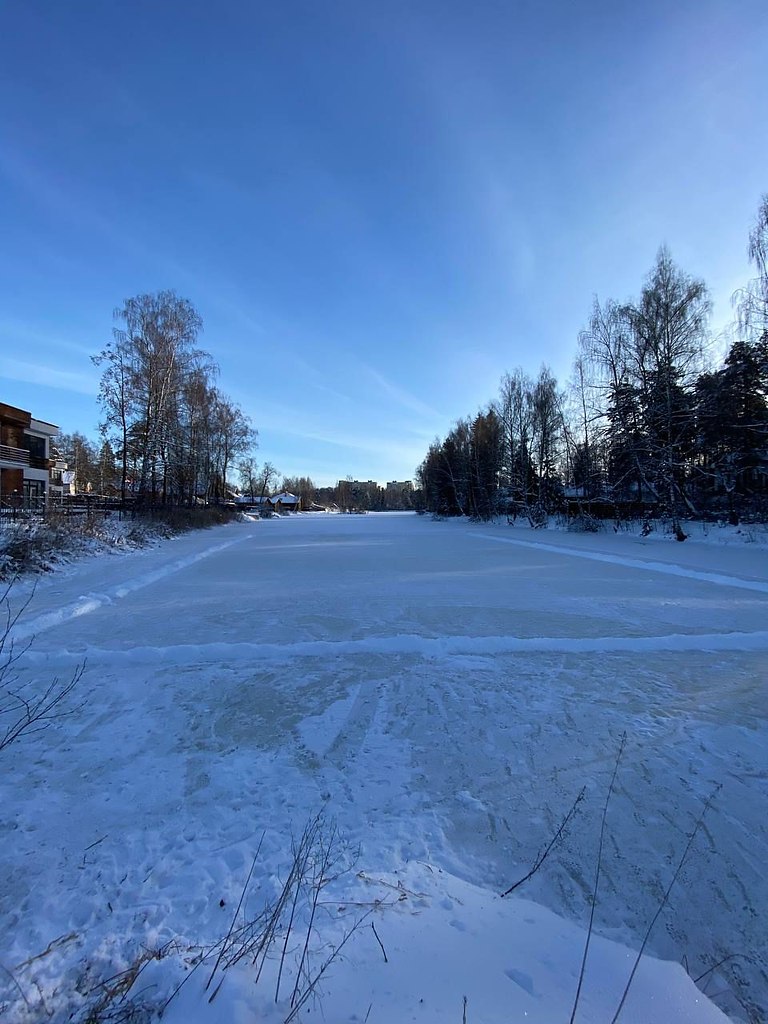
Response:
[[9, 534, 249, 641], [18, 629, 768, 669], [473, 532, 768, 593]]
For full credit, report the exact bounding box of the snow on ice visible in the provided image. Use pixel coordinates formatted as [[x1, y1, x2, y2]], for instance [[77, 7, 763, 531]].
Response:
[[1, 512, 765, 1022]]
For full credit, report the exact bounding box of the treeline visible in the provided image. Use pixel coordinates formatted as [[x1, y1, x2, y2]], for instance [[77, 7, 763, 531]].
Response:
[[52, 431, 118, 495], [237, 462, 321, 510], [234, 468, 415, 512], [93, 291, 257, 503], [328, 479, 414, 511], [418, 198, 768, 528]]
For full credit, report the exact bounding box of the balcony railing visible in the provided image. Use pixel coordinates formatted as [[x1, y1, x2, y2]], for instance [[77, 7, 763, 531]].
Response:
[[0, 444, 30, 466]]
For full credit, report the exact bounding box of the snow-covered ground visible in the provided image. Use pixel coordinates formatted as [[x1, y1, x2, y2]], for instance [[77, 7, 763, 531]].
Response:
[[1, 513, 766, 1023]]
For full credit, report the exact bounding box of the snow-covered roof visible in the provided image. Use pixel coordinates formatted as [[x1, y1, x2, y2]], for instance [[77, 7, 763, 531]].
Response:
[[234, 495, 270, 504]]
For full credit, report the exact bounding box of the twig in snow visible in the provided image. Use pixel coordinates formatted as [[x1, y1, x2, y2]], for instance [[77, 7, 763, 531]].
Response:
[[0, 578, 33, 667], [289, 819, 340, 1010], [609, 784, 722, 1024], [0, 579, 85, 753], [83, 833, 109, 853], [357, 871, 427, 900], [82, 832, 108, 867], [14, 931, 78, 971], [165, 814, 364, 1019], [82, 941, 174, 1019], [569, 731, 626, 1024], [283, 909, 372, 1024], [501, 786, 586, 897], [371, 921, 388, 963], [0, 665, 85, 752], [0, 961, 30, 1009], [205, 834, 264, 999], [694, 952, 748, 985], [275, 816, 325, 1002]]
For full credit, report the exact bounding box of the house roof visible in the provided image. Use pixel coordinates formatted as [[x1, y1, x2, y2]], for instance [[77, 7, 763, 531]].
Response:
[[29, 418, 60, 436], [234, 492, 300, 506]]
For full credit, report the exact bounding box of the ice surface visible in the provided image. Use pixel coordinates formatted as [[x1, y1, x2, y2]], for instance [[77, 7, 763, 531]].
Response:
[[1, 513, 765, 1022]]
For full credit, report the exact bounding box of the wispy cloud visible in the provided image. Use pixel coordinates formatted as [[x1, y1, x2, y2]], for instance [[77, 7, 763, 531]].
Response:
[[262, 420, 383, 455], [0, 358, 97, 395], [277, 351, 357, 406], [360, 363, 443, 420], [310, 381, 356, 405], [0, 144, 125, 247], [0, 319, 93, 358], [268, 427, 424, 486], [257, 408, 425, 467], [0, 143, 208, 297]]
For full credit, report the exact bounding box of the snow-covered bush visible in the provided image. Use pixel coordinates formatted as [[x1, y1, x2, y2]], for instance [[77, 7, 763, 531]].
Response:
[[525, 503, 548, 529], [566, 513, 603, 533], [0, 506, 238, 580]]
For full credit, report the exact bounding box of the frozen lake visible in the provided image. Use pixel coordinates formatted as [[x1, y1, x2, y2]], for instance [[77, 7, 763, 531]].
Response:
[[3, 512, 766, 1022]]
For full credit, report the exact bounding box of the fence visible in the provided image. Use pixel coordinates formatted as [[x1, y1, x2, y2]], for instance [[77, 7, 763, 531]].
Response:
[[0, 495, 131, 523], [0, 494, 238, 524]]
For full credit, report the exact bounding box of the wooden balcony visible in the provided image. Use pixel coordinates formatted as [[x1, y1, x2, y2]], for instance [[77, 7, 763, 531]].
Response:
[[0, 444, 30, 467]]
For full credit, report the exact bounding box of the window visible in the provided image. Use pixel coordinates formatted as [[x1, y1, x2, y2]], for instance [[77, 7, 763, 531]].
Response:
[[25, 435, 47, 460]]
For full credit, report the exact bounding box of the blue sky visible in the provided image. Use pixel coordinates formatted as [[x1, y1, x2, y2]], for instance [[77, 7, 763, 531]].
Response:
[[1, 0, 766, 486]]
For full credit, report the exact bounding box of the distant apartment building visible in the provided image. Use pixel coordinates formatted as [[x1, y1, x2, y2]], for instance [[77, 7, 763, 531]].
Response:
[[0, 402, 59, 504], [343, 480, 413, 492]]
